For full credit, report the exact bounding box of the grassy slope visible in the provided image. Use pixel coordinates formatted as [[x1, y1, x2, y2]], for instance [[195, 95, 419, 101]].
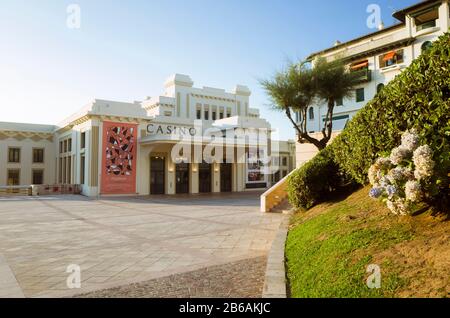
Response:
[[285, 187, 449, 298]]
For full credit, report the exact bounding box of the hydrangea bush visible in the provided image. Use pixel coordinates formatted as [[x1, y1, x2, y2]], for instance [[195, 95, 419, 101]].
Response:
[[368, 130, 436, 215]]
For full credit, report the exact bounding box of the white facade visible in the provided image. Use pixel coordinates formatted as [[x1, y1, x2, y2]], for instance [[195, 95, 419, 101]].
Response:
[[0, 74, 295, 197], [296, 0, 450, 166], [0, 123, 56, 186]]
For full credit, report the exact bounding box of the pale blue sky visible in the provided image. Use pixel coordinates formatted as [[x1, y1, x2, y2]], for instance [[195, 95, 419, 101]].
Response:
[[0, 0, 416, 140]]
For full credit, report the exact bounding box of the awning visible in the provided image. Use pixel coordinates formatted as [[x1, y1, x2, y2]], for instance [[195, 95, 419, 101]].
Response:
[[350, 61, 368, 70], [383, 51, 396, 61]]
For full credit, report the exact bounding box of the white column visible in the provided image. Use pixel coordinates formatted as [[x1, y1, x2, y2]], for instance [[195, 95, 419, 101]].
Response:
[[439, 1, 449, 32], [190, 162, 199, 194]]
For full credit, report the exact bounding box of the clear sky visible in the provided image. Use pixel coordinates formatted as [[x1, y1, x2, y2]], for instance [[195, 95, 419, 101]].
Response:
[[0, 0, 417, 140]]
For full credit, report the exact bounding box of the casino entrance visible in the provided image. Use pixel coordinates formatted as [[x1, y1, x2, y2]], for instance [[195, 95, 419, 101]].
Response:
[[150, 156, 165, 194], [220, 163, 232, 192], [198, 162, 212, 193], [176, 162, 190, 194]]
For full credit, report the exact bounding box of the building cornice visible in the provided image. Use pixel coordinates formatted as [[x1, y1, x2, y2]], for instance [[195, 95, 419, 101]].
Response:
[[0, 130, 53, 142], [307, 23, 405, 60], [342, 37, 416, 63], [55, 114, 152, 134], [392, 0, 442, 22], [190, 93, 236, 103]]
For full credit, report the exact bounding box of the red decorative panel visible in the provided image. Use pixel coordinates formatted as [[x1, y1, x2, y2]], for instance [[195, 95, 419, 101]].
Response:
[[101, 122, 138, 194]]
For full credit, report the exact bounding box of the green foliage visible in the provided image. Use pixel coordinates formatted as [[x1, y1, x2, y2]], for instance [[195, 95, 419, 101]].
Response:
[[287, 148, 345, 209], [313, 57, 360, 103], [288, 32, 450, 210], [261, 58, 360, 150], [259, 62, 314, 113], [331, 33, 450, 185]]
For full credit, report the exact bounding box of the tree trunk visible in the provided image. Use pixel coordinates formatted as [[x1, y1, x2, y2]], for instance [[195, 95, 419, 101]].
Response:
[[284, 100, 336, 152]]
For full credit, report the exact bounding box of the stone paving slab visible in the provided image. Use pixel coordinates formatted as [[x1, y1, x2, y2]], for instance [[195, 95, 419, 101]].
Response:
[[75, 256, 267, 298], [0, 192, 284, 297], [0, 254, 24, 298]]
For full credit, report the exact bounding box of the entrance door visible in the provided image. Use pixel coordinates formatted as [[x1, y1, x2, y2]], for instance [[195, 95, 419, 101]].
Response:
[[150, 156, 165, 194], [176, 163, 190, 194], [198, 162, 212, 193], [220, 163, 232, 192]]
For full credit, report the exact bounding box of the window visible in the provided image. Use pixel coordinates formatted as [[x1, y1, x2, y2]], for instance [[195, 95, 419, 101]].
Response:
[[59, 141, 63, 153], [421, 41, 433, 53], [377, 83, 385, 94], [68, 139, 72, 152], [414, 8, 438, 31], [282, 157, 288, 166], [164, 111, 172, 116], [196, 109, 201, 120], [7, 169, 20, 186], [219, 112, 224, 119], [379, 50, 404, 68], [80, 155, 85, 185], [227, 111, 231, 118], [32, 170, 44, 185], [8, 147, 20, 163], [335, 98, 343, 106], [356, 88, 365, 102], [63, 140, 67, 153], [273, 171, 280, 183], [80, 132, 86, 149], [282, 170, 287, 178], [33, 148, 44, 163], [308, 107, 314, 120], [59, 158, 63, 183], [212, 111, 216, 121], [204, 110, 209, 120]]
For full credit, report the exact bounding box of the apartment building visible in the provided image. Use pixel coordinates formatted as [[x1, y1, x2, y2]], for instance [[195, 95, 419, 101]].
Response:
[[296, 0, 449, 166]]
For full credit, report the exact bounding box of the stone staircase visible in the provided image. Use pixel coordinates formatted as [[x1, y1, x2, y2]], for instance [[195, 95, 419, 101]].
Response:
[[260, 170, 296, 213], [270, 198, 292, 214]]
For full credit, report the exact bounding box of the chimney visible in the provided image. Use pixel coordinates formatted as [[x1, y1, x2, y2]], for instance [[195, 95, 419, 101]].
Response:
[[334, 40, 341, 47]]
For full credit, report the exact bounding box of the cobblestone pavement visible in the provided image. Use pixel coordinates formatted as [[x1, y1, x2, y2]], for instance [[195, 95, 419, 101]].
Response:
[[75, 256, 267, 298], [0, 193, 284, 297]]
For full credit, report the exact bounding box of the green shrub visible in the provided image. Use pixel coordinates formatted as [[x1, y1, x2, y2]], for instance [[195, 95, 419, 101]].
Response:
[[288, 32, 450, 210], [331, 33, 450, 184], [287, 148, 347, 209]]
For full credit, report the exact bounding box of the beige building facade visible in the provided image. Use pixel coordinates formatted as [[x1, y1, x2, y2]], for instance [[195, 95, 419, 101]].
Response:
[[1, 74, 295, 197]]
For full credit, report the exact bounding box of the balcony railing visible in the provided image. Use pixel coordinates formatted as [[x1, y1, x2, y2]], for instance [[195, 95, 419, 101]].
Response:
[[351, 68, 372, 83]]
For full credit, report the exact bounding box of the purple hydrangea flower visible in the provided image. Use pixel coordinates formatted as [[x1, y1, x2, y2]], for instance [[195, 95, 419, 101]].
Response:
[[386, 185, 397, 199], [369, 187, 383, 199]]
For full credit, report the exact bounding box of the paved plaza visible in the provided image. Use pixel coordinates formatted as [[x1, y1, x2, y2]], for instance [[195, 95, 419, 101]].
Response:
[[0, 192, 284, 297]]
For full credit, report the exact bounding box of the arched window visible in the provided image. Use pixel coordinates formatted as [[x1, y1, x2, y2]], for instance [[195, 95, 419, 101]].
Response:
[[377, 83, 385, 94], [421, 41, 432, 53], [308, 107, 314, 120]]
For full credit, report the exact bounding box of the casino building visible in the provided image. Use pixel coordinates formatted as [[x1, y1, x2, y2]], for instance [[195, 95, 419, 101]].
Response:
[[0, 74, 295, 197]]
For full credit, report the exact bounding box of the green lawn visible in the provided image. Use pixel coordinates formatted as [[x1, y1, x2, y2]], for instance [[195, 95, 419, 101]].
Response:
[[285, 186, 447, 298]]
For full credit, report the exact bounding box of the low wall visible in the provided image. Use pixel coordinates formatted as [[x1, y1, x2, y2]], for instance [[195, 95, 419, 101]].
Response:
[[0, 186, 32, 196], [32, 184, 82, 195]]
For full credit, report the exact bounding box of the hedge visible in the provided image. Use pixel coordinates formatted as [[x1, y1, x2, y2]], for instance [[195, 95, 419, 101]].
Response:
[[288, 31, 450, 210], [287, 148, 341, 210]]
